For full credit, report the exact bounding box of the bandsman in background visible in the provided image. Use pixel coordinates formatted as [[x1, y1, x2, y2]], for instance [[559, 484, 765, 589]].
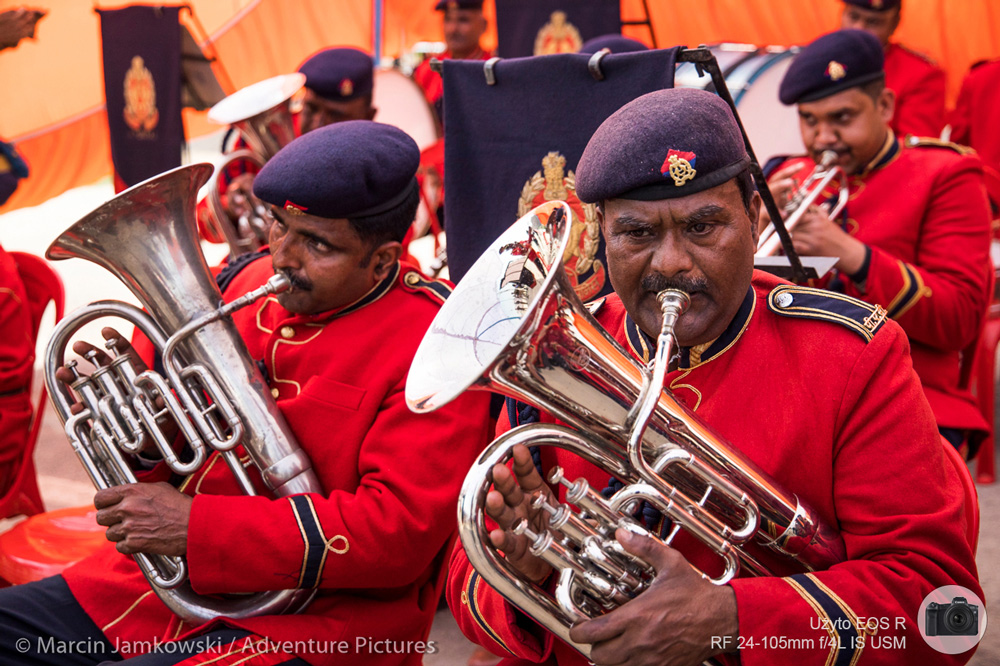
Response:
[[839, 0, 946, 138], [447, 86, 981, 666], [765, 29, 992, 458], [948, 58, 1000, 196]]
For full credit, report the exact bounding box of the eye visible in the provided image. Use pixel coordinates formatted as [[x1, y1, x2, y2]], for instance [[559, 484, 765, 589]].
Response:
[[308, 237, 333, 253], [689, 222, 712, 235]]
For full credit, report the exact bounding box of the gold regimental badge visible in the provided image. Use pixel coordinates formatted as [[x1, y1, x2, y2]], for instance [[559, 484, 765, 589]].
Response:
[[826, 60, 847, 82], [534, 11, 582, 56], [863, 305, 888, 332], [519, 151, 605, 300], [123, 56, 159, 133], [661, 149, 697, 187], [339, 78, 354, 97]]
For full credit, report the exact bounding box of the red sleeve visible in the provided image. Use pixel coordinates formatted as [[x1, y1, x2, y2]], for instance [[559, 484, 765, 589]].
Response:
[[892, 63, 947, 138], [731, 325, 981, 665], [185, 385, 492, 593], [843, 155, 991, 350], [0, 263, 34, 487]]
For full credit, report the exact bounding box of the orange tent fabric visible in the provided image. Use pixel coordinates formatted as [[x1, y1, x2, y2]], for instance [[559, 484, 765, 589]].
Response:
[[1, 0, 997, 213]]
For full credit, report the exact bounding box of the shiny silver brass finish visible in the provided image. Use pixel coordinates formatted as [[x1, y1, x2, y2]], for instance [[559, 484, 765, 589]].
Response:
[[407, 200, 846, 658], [756, 150, 849, 256], [205, 73, 306, 258], [44, 164, 323, 622]]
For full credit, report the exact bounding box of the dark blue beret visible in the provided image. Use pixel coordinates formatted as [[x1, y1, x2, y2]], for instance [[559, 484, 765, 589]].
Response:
[[579, 34, 648, 55], [779, 29, 884, 105], [842, 0, 900, 11], [575, 88, 750, 203], [434, 0, 483, 10], [253, 120, 420, 219], [297, 47, 373, 102]]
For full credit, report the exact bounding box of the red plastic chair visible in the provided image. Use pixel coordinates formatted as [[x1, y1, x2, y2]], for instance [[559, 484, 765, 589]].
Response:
[[942, 436, 980, 555], [0, 505, 105, 586], [0, 252, 64, 519]]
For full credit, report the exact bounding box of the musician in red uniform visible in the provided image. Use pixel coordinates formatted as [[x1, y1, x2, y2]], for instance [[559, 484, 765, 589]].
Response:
[[766, 29, 992, 457], [840, 0, 946, 138], [0, 121, 492, 665], [199, 47, 377, 245], [412, 0, 491, 122], [446, 88, 982, 665], [0, 245, 34, 507], [949, 58, 1000, 179]]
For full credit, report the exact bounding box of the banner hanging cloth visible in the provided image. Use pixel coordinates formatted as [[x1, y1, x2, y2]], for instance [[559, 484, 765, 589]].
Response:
[[495, 0, 621, 58], [98, 6, 184, 192], [443, 48, 680, 299]]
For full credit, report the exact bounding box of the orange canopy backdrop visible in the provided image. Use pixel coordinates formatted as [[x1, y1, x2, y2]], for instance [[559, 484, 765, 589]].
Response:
[[1, 0, 997, 213]]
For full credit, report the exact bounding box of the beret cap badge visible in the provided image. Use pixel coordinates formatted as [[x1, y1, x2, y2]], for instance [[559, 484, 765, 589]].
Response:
[[661, 149, 697, 187], [826, 60, 847, 82], [339, 78, 354, 97], [284, 200, 308, 215]]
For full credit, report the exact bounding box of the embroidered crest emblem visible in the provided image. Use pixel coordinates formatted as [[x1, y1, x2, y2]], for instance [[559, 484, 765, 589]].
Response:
[[826, 60, 847, 82], [661, 149, 697, 187], [519, 151, 605, 300], [284, 200, 308, 215], [339, 78, 354, 97], [871, 0, 883, 8], [533, 11, 582, 56], [123, 56, 159, 133]]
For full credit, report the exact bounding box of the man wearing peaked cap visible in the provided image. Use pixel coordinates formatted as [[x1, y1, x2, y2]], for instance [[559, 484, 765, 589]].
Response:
[[839, 0, 946, 136], [446, 86, 981, 666], [6, 120, 492, 666], [769, 28, 992, 459]]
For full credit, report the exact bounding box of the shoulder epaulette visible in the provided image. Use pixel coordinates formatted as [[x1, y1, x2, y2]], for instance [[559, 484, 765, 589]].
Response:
[[904, 135, 976, 156], [586, 297, 606, 315], [215, 248, 270, 293], [767, 285, 888, 342], [402, 269, 452, 304], [898, 43, 938, 66]]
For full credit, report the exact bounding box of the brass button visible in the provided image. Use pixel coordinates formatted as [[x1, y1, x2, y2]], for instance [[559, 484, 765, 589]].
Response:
[[404, 271, 420, 286], [280, 326, 295, 339], [271, 388, 280, 398]]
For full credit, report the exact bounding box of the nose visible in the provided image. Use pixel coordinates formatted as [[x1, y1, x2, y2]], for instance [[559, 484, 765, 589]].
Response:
[[813, 121, 839, 149], [269, 227, 300, 272], [649, 231, 694, 280]]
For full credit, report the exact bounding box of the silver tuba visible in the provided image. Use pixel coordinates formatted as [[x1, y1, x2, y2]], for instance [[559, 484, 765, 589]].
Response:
[[44, 164, 323, 623], [203, 73, 305, 258], [756, 150, 848, 256], [406, 201, 845, 658]]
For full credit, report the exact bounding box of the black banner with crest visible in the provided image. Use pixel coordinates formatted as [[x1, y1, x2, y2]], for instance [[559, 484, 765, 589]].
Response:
[[495, 0, 621, 58], [98, 6, 184, 191], [442, 49, 679, 300]]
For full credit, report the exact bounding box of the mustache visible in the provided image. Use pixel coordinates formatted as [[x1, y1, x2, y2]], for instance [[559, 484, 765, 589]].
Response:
[[276, 268, 313, 292], [642, 274, 709, 296]]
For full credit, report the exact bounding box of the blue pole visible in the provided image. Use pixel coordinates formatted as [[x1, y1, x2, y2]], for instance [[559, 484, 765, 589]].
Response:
[[373, 0, 384, 65]]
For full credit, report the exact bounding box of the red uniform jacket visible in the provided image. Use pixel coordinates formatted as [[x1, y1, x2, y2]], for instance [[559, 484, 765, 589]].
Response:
[[949, 59, 1000, 178], [447, 273, 981, 665], [769, 135, 992, 438], [63, 258, 493, 665], [0, 245, 33, 499], [412, 48, 492, 109], [884, 42, 947, 139]]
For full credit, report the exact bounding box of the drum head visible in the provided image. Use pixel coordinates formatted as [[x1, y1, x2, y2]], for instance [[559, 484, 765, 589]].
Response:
[[674, 43, 759, 90], [727, 48, 803, 164], [372, 68, 441, 151]]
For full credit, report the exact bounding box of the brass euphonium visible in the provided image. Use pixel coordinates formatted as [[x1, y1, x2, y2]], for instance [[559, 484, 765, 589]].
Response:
[[406, 201, 845, 658], [756, 149, 849, 256], [204, 73, 305, 258], [44, 164, 323, 623]]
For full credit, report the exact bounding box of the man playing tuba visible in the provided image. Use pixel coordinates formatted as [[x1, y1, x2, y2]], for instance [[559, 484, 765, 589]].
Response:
[[446, 88, 981, 665], [0, 121, 491, 665]]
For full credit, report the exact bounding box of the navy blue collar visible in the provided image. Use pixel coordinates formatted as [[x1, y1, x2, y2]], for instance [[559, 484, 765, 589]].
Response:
[[624, 285, 755, 370], [857, 132, 899, 178]]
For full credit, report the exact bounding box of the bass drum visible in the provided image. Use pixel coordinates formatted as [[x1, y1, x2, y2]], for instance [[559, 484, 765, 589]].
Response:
[[676, 45, 804, 165], [372, 67, 440, 151]]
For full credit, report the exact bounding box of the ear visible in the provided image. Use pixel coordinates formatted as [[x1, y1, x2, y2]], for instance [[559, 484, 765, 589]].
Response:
[[370, 241, 403, 280], [749, 191, 762, 246], [367, 105, 377, 121], [877, 87, 896, 125]]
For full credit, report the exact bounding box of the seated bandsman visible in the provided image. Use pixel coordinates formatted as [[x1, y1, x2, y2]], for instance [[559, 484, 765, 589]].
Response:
[[839, 0, 946, 137], [765, 29, 992, 458], [447, 87, 982, 665], [0, 121, 492, 666], [199, 47, 377, 245]]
